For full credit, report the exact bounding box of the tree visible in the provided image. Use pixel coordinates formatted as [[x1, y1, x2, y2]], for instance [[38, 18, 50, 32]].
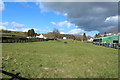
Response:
[[83, 33, 87, 42], [46, 32, 54, 38], [98, 33, 100, 37], [94, 33, 101, 38], [104, 32, 107, 37], [52, 28, 60, 39], [94, 34, 98, 38], [74, 35, 82, 41], [97, 33, 101, 38], [31, 29, 35, 37], [28, 30, 31, 36], [27, 29, 35, 37]]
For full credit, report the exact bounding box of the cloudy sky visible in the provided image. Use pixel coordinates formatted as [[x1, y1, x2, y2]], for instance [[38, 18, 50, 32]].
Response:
[[0, 1, 118, 36]]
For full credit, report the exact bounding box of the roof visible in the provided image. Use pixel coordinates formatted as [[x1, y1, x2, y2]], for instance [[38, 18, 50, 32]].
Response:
[[36, 34, 44, 38], [95, 35, 119, 39]]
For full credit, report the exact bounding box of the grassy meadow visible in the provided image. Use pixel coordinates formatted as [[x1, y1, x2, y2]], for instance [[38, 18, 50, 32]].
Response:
[[2, 39, 118, 78]]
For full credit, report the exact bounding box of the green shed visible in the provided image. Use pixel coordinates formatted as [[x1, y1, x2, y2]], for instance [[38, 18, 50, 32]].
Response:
[[93, 35, 119, 43], [102, 35, 118, 43]]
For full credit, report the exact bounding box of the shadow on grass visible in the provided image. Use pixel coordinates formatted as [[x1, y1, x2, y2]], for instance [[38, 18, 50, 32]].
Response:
[[56, 40, 62, 42], [1, 70, 29, 80]]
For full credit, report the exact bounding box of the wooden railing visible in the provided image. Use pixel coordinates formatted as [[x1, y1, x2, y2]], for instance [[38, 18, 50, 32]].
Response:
[[0, 36, 56, 43], [1, 70, 29, 80]]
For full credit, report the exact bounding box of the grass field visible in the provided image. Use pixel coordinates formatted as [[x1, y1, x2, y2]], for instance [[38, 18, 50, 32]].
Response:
[[2, 39, 118, 78], [0, 33, 27, 37]]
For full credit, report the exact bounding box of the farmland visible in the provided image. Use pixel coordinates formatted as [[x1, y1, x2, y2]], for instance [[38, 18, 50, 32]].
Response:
[[0, 32, 27, 37], [2, 39, 118, 78]]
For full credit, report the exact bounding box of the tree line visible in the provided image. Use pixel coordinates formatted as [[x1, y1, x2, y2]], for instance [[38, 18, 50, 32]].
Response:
[[1, 28, 108, 42], [94, 32, 107, 38]]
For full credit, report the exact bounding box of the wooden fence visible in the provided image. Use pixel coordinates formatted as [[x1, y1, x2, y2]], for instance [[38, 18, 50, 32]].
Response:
[[0, 36, 55, 43]]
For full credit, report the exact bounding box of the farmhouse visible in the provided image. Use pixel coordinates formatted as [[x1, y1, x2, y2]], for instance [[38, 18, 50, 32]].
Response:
[[87, 38, 93, 42], [63, 37, 67, 39], [36, 34, 44, 38]]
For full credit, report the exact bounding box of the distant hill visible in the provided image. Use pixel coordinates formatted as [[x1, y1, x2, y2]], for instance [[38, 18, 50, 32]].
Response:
[[0, 30, 27, 37]]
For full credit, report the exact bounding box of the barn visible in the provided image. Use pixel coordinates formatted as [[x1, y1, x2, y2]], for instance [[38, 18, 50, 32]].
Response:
[[93, 35, 119, 43], [93, 35, 120, 49]]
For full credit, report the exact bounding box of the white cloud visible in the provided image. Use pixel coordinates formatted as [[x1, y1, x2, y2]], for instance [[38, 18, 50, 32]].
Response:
[[24, 28, 39, 32], [7, 28, 39, 32], [0, 26, 6, 30], [11, 22, 25, 28], [63, 13, 68, 17], [59, 28, 64, 31], [39, 2, 118, 33], [105, 15, 118, 22], [0, 21, 39, 32], [10, 0, 30, 2], [21, 28, 30, 32], [0, 21, 25, 28], [0, 0, 4, 11], [51, 20, 73, 28], [75, 26, 79, 28], [68, 29, 87, 34], [51, 22, 56, 25], [0, 22, 9, 26], [106, 33, 112, 35], [3, 0, 120, 2], [60, 32, 66, 34]]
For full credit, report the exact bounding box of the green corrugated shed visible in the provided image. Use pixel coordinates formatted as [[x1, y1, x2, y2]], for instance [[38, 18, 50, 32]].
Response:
[[119, 35, 120, 43], [102, 35, 119, 43], [93, 35, 119, 43]]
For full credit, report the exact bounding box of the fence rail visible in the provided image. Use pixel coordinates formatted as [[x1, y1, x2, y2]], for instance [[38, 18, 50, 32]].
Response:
[[93, 42, 120, 49], [0, 36, 55, 43]]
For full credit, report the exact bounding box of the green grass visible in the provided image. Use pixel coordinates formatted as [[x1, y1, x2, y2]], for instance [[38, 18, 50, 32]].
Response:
[[0, 32, 27, 37], [2, 39, 118, 78]]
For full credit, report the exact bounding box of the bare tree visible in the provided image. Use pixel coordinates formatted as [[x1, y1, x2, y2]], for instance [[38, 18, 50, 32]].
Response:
[[52, 28, 60, 39]]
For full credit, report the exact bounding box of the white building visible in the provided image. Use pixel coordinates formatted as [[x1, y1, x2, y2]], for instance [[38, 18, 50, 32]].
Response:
[[87, 38, 93, 42], [36, 34, 44, 38], [63, 37, 67, 39], [26, 36, 32, 38], [44, 37, 47, 39]]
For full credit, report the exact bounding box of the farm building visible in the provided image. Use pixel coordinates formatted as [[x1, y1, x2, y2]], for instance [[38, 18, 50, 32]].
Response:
[[87, 38, 93, 42], [93, 35, 120, 49], [93, 35, 119, 43], [63, 37, 67, 39], [36, 34, 44, 38]]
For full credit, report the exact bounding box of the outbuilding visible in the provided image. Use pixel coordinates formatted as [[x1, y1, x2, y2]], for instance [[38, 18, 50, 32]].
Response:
[[63, 37, 67, 39], [36, 34, 44, 38]]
